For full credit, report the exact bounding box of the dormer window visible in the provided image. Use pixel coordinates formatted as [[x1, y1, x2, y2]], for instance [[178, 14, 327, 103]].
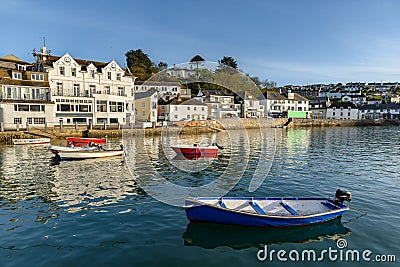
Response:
[[31, 73, 44, 81], [16, 64, 26, 71], [90, 70, 95, 78], [13, 72, 22, 80]]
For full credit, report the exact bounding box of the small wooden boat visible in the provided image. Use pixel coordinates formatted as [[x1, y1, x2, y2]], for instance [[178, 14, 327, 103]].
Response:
[[53, 145, 124, 160], [184, 190, 352, 227], [13, 138, 50, 145], [65, 137, 106, 147], [172, 142, 223, 157], [48, 145, 100, 154]]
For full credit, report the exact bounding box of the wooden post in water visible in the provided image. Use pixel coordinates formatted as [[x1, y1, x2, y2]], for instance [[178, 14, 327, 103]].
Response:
[[0, 122, 4, 132], [60, 120, 63, 133], [118, 122, 120, 130], [103, 122, 107, 130], [26, 121, 29, 131], [44, 122, 48, 132], [75, 121, 78, 132]]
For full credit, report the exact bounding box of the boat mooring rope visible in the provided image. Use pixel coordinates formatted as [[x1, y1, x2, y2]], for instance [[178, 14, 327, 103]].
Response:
[[342, 205, 368, 224]]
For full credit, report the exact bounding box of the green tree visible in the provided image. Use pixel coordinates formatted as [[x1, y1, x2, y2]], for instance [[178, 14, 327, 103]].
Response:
[[190, 55, 205, 62], [218, 56, 238, 69]]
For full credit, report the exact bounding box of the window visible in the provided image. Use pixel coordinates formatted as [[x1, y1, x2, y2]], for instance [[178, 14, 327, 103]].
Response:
[[56, 82, 63, 96], [97, 118, 107, 124], [73, 84, 80, 96], [13, 72, 22, 80], [17, 104, 29, 111], [104, 86, 110, 94], [107, 72, 112, 80], [60, 104, 71, 111], [97, 100, 107, 112], [90, 70, 95, 78], [27, 118, 32, 124], [89, 85, 96, 96], [118, 87, 125, 96], [71, 68, 76, 77], [194, 107, 197, 111], [79, 105, 90, 112], [109, 101, 124, 112], [73, 118, 87, 124], [36, 118, 45, 124], [116, 73, 121, 81], [31, 73, 44, 81], [201, 107, 205, 111], [59, 66, 65, 76], [142, 102, 145, 108], [110, 118, 118, 124], [30, 105, 41, 112], [187, 107, 190, 111], [14, 118, 22, 124], [174, 106, 178, 111]]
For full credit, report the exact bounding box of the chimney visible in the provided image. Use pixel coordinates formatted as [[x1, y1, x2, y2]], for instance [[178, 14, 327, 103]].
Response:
[[177, 93, 181, 101]]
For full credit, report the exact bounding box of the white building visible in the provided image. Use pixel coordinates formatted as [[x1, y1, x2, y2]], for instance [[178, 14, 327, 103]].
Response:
[[165, 65, 197, 79], [34, 47, 136, 126], [168, 97, 208, 121], [326, 102, 359, 120], [359, 103, 400, 119], [0, 54, 55, 130], [261, 91, 309, 117], [201, 90, 240, 118], [341, 95, 367, 106], [134, 81, 190, 99], [236, 91, 264, 118]]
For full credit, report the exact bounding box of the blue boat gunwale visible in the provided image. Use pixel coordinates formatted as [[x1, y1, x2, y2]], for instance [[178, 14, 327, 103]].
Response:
[[184, 197, 349, 220]]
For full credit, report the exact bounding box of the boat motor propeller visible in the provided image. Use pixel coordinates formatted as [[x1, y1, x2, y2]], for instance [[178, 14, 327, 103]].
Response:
[[334, 189, 352, 204]]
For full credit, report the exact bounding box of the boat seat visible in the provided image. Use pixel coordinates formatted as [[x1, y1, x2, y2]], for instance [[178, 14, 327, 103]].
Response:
[[249, 201, 267, 215], [280, 201, 299, 216], [321, 201, 338, 210]]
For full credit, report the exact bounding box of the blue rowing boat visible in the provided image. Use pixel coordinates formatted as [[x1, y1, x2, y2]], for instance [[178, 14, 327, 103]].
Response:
[[184, 190, 352, 227]]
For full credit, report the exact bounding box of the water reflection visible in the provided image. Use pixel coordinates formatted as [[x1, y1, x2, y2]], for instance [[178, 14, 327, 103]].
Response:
[[182, 218, 351, 250]]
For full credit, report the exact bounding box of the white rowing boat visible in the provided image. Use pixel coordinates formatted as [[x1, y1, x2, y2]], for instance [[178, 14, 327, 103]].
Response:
[[13, 138, 50, 145]]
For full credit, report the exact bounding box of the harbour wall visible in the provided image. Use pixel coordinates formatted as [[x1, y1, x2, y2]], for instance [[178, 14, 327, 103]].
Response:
[[0, 118, 399, 144]]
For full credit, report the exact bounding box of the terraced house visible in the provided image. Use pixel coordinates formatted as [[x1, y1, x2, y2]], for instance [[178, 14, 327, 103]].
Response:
[[0, 54, 54, 130], [33, 46, 136, 127]]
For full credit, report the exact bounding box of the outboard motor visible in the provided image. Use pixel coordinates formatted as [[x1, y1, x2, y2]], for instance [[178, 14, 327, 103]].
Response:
[[212, 142, 224, 150], [334, 189, 352, 204]]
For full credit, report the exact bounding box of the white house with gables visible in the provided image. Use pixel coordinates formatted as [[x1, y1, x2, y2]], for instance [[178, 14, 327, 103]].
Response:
[[33, 47, 136, 126]]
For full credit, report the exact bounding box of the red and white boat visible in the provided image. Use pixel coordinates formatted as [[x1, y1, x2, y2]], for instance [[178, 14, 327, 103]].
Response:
[[66, 137, 107, 147], [171, 143, 222, 158]]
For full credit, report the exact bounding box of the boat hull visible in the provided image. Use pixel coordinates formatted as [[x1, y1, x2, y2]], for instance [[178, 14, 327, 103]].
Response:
[[172, 146, 218, 157], [56, 150, 124, 160], [13, 138, 50, 145], [66, 137, 106, 147], [48, 145, 99, 154], [185, 197, 349, 227]]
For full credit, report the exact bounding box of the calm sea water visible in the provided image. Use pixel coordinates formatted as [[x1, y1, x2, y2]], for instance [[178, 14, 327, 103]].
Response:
[[0, 126, 399, 266]]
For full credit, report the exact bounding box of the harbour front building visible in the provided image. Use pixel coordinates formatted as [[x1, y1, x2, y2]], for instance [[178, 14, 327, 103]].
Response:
[[33, 47, 136, 127], [0, 54, 54, 130]]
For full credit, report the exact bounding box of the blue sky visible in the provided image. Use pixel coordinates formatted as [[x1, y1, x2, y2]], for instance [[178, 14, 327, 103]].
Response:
[[1, 0, 400, 86]]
